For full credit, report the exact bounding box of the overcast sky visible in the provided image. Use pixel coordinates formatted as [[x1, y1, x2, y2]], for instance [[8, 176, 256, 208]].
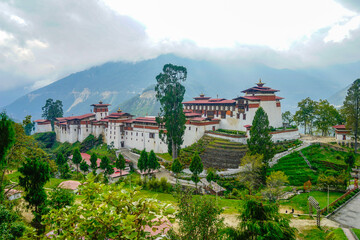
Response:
[[1, 0, 360, 106]]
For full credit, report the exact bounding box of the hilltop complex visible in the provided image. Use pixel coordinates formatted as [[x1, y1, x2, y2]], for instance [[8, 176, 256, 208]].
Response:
[[35, 80, 300, 153]]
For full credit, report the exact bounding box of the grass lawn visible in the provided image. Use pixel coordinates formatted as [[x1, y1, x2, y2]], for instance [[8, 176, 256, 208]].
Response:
[[297, 227, 346, 240], [7, 170, 74, 189], [130, 189, 243, 214], [297, 227, 328, 240], [156, 153, 173, 162], [353, 229, 360, 238], [280, 191, 344, 213]]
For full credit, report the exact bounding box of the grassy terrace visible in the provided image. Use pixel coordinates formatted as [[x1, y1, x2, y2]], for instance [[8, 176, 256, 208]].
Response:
[[269, 151, 318, 185], [269, 144, 360, 186], [280, 191, 344, 213]]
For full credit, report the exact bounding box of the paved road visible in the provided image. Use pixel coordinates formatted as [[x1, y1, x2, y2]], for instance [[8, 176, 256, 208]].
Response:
[[329, 192, 360, 229], [342, 228, 357, 240]]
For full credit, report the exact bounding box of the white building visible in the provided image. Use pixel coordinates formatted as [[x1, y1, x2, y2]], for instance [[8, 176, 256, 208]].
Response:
[[34, 119, 52, 133], [35, 80, 299, 153]]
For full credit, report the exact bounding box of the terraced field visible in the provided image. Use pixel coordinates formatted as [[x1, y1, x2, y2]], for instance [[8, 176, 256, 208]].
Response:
[[269, 151, 318, 186]]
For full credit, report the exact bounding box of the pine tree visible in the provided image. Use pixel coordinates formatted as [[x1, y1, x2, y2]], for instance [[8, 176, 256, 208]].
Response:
[[189, 152, 203, 190], [116, 153, 126, 178], [171, 158, 182, 183], [247, 107, 274, 183], [90, 152, 98, 171], [342, 79, 360, 153], [137, 149, 148, 174], [155, 64, 187, 160], [59, 163, 71, 179], [18, 157, 51, 234], [56, 153, 66, 167], [72, 149, 82, 175], [148, 150, 160, 173], [100, 156, 114, 179], [80, 161, 89, 174]]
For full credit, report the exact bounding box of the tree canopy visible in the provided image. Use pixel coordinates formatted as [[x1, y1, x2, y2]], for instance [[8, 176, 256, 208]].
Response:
[[18, 157, 51, 234], [314, 99, 342, 136], [90, 152, 98, 171], [189, 152, 203, 189], [116, 152, 126, 176], [148, 150, 160, 172], [0, 112, 15, 202], [294, 97, 317, 135], [42, 174, 175, 239], [155, 64, 187, 159], [342, 79, 360, 153], [137, 149, 148, 173], [41, 98, 63, 131], [72, 148, 82, 174]]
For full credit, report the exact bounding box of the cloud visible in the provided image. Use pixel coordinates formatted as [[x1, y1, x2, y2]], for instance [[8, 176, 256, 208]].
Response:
[[0, 0, 155, 92], [1, 0, 360, 102]]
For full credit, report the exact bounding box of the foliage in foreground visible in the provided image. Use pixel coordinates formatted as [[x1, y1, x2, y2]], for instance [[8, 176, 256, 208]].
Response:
[[0, 204, 26, 240], [41, 174, 175, 239], [224, 199, 296, 240], [167, 187, 224, 240]]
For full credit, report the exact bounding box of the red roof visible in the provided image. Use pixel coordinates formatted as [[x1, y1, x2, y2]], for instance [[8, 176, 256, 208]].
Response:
[[333, 125, 346, 129], [110, 168, 129, 178], [190, 117, 207, 121], [238, 96, 261, 101], [185, 112, 202, 117], [242, 85, 279, 93], [56, 113, 95, 121], [34, 119, 50, 123], [244, 125, 252, 128], [133, 117, 158, 124], [276, 96, 284, 100], [69, 153, 101, 168], [183, 98, 236, 105], [107, 112, 131, 119]]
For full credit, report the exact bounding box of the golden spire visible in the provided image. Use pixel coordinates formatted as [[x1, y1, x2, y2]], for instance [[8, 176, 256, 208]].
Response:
[[117, 107, 122, 113], [256, 78, 265, 87]]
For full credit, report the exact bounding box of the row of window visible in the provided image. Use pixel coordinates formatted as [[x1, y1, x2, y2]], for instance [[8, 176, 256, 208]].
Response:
[[185, 105, 235, 111]]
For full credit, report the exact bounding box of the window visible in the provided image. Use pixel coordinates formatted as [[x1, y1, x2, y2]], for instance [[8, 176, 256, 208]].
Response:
[[196, 128, 198, 132], [149, 133, 155, 138], [243, 114, 246, 120], [142, 133, 143, 137], [136, 132, 138, 136], [343, 135, 346, 140], [189, 126, 191, 130]]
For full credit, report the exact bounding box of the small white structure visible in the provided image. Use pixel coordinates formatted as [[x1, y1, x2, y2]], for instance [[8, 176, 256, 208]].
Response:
[[4, 189, 22, 201], [34, 119, 52, 133], [333, 125, 353, 145]]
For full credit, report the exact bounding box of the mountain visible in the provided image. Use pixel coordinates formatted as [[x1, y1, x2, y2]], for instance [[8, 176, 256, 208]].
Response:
[[327, 84, 351, 107], [4, 54, 360, 121], [112, 85, 161, 117]]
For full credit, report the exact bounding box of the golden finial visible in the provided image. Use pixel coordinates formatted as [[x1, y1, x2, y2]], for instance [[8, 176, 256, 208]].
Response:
[[117, 107, 122, 113], [256, 78, 265, 87]]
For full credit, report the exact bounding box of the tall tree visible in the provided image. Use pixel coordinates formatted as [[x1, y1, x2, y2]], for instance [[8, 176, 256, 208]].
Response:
[[262, 171, 289, 202], [294, 97, 317, 135], [236, 199, 296, 240], [56, 153, 66, 167], [281, 111, 294, 127], [345, 152, 356, 172], [116, 153, 126, 178], [0, 112, 15, 203], [238, 153, 264, 195], [41, 98, 63, 131], [90, 152, 98, 171], [314, 99, 342, 136], [342, 79, 360, 153], [18, 157, 51, 234], [100, 156, 114, 180], [171, 158, 182, 183], [137, 149, 148, 174], [247, 107, 274, 183], [148, 150, 160, 173], [22, 115, 35, 135], [155, 64, 187, 160], [189, 152, 203, 190], [72, 148, 82, 175], [80, 161, 89, 174], [168, 188, 224, 240]]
